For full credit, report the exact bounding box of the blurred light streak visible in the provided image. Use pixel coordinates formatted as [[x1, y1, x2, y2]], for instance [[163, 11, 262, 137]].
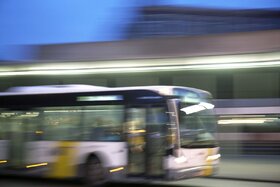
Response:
[[35, 130, 44, 134], [217, 132, 280, 141], [219, 115, 266, 118], [0, 52, 280, 76], [1, 60, 280, 76], [218, 118, 278, 124], [77, 95, 123, 101], [214, 106, 280, 115], [26, 162, 48, 168], [129, 129, 146, 133], [0, 160, 8, 164], [109, 167, 124, 173]]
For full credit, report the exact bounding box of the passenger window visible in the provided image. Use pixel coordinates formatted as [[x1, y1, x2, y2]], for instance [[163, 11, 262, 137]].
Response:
[[0, 112, 8, 140], [0, 111, 42, 141], [43, 107, 82, 141], [82, 105, 124, 141], [23, 111, 42, 141]]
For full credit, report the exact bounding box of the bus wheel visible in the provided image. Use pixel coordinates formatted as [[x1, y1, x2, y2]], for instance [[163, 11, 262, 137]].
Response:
[[85, 157, 107, 187]]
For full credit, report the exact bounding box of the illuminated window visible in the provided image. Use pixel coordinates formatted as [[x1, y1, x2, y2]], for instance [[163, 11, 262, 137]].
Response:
[[82, 105, 124, 141], [43, 107, 82, 141]]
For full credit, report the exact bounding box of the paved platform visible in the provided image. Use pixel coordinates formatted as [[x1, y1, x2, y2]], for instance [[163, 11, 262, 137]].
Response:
[[212, 155, 280, 182]]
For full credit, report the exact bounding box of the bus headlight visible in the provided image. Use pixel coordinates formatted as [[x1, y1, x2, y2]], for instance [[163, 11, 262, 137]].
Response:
[[206, 154, 221, 161]]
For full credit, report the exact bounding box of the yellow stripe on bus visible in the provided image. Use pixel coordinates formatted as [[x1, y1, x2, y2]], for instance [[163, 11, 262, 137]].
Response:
[[203, 148, 213, 176], [48, 141, 78, 178], [0, 160, 7, 164], [26, 162, 48, 168]]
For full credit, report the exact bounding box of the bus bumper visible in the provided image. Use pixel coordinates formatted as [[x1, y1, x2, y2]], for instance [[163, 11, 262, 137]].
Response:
[[166, 164, 219, 180]]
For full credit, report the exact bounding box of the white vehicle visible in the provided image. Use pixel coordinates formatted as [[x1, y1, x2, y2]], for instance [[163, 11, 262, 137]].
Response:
[[0, 85, 220, 185]]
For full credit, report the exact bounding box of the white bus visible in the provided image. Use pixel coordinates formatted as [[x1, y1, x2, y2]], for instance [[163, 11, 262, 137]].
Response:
[[0, 85, 220, 186]]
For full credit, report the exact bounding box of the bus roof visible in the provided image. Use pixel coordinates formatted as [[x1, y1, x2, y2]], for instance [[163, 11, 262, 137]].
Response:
[[0, 84, 210, 97]]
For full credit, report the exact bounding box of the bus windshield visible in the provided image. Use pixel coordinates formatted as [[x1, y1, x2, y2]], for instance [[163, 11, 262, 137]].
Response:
[[178, 102, 218, 148], [172, 88, 217, 148]]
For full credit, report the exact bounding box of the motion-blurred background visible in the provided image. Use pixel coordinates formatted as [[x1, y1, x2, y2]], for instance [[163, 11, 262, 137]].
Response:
[[0, 0, 280, 184]]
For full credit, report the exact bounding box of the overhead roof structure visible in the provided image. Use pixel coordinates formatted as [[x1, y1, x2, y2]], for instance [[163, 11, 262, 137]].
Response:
[[0, 30, 279, 77], [37, 30, 280, 62]]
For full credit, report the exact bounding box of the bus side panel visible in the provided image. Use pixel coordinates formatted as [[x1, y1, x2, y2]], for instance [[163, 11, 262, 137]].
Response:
[[77, 142, 128, 168], [164, 147, 220, 180], [40, 141, 127, 178], [24, 141, 78, 178], [47, 141, 79, 178], [25, 141, 57, 166]]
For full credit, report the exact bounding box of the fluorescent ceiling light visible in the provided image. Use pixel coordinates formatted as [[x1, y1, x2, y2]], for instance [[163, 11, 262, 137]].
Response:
[[0, 52, 280, 77], [77, 95, 123, 101], [218, 118, 278, 124]]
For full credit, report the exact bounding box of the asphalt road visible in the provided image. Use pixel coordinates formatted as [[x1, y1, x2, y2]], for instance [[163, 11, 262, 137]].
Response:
[[1, 156, 279, 187], [1, 176, 280, 187]]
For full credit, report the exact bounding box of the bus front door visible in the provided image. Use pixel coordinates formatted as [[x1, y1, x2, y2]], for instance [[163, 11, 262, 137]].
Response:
[[126, 107, 166, 178], [5, 111, 42, 169]]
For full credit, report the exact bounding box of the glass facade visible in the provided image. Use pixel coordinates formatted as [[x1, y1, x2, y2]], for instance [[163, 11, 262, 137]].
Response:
[[127, 7, 280, 39], [217, 114, 280, 155]]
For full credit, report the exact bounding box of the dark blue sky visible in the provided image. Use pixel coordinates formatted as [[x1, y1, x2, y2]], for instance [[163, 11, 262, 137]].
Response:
[[0, 0, 279, 61]]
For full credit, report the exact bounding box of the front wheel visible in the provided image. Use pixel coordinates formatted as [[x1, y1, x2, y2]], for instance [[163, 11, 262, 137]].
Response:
[[85, 157, 107, 186]]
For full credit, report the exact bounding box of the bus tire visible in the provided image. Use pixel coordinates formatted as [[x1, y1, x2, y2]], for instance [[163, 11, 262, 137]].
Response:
[[85, 156, 107, 187]]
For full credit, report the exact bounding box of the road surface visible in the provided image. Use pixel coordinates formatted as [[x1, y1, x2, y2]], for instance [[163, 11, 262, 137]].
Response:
[[1, 176, 279, 187]]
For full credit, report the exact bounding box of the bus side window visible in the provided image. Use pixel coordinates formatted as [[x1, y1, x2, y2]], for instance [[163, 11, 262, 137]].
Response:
[[42, 107, 82, 141], [0, 112, 7, 140], [26, 112, 44, 141], [82, 105, 124, 141]]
